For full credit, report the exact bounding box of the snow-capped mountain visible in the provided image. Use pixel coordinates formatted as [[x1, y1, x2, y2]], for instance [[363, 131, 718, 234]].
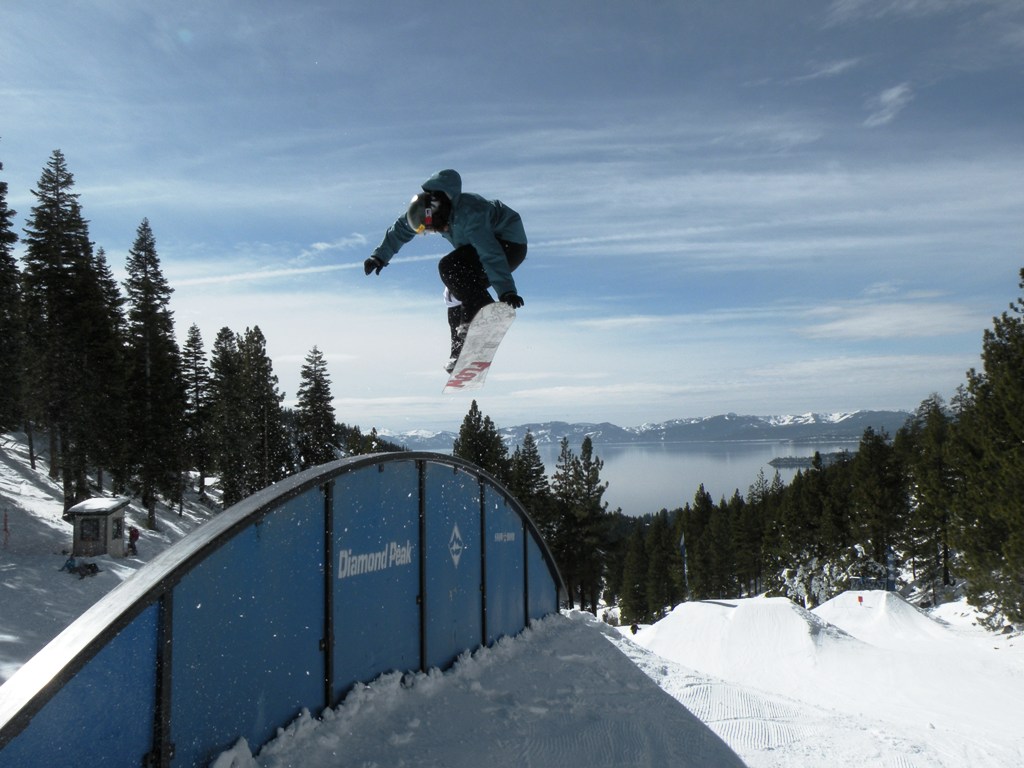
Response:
[[381, 410, 910, 451]]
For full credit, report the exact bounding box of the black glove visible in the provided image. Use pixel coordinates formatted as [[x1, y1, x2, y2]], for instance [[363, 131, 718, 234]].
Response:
[[364, 256, 386, 276], [500, 291, 524, 309]]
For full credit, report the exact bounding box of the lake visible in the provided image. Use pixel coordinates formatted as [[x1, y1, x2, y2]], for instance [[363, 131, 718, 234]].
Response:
[[536, 441, 859, 517]]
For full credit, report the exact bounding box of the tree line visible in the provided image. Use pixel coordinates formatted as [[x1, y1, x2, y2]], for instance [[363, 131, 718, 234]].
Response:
[[670, 271, 1024, 628], [0, 149, 399, 527], [452, 270, 1024, 630]]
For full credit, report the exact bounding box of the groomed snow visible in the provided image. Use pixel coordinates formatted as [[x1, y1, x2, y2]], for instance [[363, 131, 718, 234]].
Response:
[[213, 612, 746, 768], [206, 595, 1024, 768], [636, 593, 1024, 767]]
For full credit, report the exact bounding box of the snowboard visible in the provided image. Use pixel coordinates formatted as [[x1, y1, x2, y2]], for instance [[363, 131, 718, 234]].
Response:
[[443, 302, 516, 393]]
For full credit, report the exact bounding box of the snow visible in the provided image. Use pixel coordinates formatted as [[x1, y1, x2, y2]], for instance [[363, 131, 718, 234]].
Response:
[[0, 432, 216, 683], [212, 612, 746, 768], [379, 429, 445, 441], [66, 496, 130, 514], [636, 595, 1024, 766], [764, 412, 857, 427], [3, 430, 1024, 767], [209, 596, 1024, 768]]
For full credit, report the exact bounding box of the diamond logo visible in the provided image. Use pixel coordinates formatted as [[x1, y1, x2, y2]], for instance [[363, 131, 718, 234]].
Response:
[[449, 523, 464, 568]]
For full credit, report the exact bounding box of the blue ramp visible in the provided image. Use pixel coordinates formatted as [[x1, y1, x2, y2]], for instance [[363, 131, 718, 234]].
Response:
[[0, 452, 565, 768]]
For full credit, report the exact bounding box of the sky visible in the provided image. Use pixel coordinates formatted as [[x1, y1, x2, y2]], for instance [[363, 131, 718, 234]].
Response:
[[2, 0, 1023, 433]]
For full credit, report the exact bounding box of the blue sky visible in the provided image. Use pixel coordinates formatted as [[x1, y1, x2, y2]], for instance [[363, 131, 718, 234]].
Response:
[[2, 0, 1023, 432]]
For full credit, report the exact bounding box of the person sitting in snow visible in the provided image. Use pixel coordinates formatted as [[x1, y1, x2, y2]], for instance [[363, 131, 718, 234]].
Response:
[[364, 169, 528, 372], [75, 561, 100, 579]]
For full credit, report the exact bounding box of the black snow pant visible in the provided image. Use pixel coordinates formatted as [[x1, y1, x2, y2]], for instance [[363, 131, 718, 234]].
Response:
[[439, 240, 526, 348]]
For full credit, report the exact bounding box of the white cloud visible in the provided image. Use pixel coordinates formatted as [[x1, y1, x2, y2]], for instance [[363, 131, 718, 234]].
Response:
[[792, 58, 863, 81], [864, 83, 915, 127], [173, 263, 352, 288], [827, 0, 983, 24], [298, 235, 369, 262], [801, 300, 982, 339], [750, 352, 972, 391]]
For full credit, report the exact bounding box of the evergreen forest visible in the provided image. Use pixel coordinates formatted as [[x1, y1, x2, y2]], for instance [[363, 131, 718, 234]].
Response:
[[0, 150, 401, 526], [2, 150, 1023, 629]]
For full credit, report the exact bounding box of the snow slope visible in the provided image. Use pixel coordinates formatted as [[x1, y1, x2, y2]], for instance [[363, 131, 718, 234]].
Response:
[[212, 597, 1024, 768], [3, 431, 1024, 767], [635, 595, 1024, 767], [0, 432, 215, 683], [213, 612, 746, 768]]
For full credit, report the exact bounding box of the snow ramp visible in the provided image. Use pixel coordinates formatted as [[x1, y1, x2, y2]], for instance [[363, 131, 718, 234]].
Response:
[[813, 589, 953, 649], [637, 596, 860, 694], [635, 593, 1024, 762], [0, 453, 566, 768]]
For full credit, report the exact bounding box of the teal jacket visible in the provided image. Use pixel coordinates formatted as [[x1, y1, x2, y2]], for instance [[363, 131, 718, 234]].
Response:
[[370, 169, 527, 297]]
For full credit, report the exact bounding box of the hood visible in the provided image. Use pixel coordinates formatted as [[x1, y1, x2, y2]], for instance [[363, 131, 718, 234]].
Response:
[[421, 169, 462, 204]]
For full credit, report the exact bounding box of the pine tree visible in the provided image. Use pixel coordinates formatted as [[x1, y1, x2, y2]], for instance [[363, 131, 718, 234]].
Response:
[[620, 524, 649, 624], [954, 268, 1024, 623], [749, 469, 786, 594], [706, 495, 738, 599], [21, 150, 87, 489], [645, 511, 674, 619], [0, 151, 22, 430], [735, 489, 764, 587], [205, 325, 294, 506], [181, 324, 212, 496], [209, 327, 247, 505], [507, 430, 554, 536], [122, 219, 185, 527], [20, 150, 122, 506], [83, 246, 128, 492], [779, 464, 823, 560], [549, 437, 582, 606], [452, 400, 509, 481], [896, 395, 955, 602], [681, 486, 715, 600], [601, 510, 637, 608], [672, 508, 689, 599], [576, 436, 610, 612], [295, 345, 338, 469], [237, 326, 292, 498], [735, 472, 770, 595], [818, 452, 855, 560], [549, 436, 609, 613], [850, 428, 906, 580]]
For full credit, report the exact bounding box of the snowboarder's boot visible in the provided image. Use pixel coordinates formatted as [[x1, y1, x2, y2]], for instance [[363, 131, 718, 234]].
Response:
[[445, 321, 470, 373]]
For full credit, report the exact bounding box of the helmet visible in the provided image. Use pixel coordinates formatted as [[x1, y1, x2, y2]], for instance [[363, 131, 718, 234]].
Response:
[[406, 191, 450, 234]]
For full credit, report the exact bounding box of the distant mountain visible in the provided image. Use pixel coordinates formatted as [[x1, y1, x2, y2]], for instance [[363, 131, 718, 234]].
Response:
[[381, 410, 911, 451]]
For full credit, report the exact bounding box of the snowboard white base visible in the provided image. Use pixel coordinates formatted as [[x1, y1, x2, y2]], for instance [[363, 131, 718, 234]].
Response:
[[443, 303, 516, 393]]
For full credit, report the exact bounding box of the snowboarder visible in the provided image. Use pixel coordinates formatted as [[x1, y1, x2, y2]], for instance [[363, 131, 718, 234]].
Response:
[[364, 169, 528, 372]]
